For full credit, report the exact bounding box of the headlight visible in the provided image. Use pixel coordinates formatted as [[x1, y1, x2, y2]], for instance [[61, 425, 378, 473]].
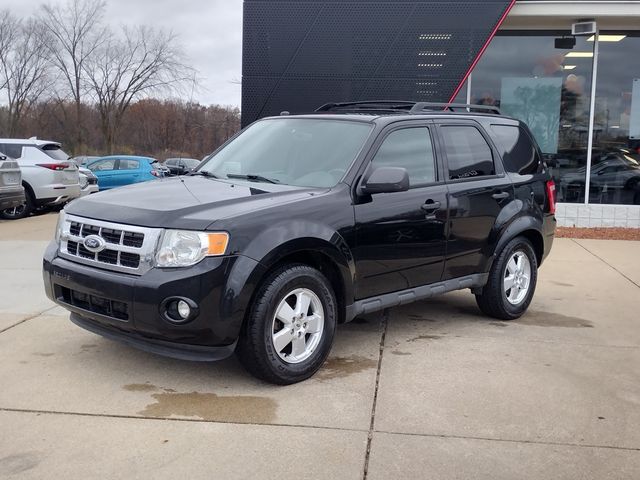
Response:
[[156, 230, 229, 267], [54, 211, 67, 244]]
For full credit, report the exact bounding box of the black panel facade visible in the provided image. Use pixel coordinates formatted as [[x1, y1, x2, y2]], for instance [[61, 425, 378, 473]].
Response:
[[242, 0, 514, 126]]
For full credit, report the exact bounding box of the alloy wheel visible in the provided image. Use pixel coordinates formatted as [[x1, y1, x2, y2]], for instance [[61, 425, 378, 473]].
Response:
[[503, 251, 532, 305], [271, 288, 324, 364]]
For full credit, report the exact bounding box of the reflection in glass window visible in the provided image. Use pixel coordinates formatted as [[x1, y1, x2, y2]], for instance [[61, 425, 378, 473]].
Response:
[[469, 34, 594, 202], [590, 34, 640, 205]]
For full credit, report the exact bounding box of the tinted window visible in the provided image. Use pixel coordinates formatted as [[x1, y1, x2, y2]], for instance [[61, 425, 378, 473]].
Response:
[[119, 159, 140, 170], [41, 144, 70, 161], [371, 128, 436, 186], [165, 159, 177, 166], [0, 144, 23, 159], [441, 126, 495, 180], [90, 159, 117, 171], [491, 125, 540, 175]]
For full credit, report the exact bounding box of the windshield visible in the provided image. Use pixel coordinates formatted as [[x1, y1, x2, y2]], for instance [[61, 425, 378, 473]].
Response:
[[198, 118, 373, 188]]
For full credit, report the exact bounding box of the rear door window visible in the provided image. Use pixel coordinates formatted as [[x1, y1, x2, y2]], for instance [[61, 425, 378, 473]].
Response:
[[119, 159, 140, 170], [491, 125, 541, 175], [440, 125, 495, 180]]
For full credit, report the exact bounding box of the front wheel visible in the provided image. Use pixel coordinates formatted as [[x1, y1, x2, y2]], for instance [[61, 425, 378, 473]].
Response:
[[237, 264, 337, 384], [475, 237, 538, 320]]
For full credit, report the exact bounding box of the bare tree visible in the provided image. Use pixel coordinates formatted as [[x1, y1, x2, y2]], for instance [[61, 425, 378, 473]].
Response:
[[0, 16, 51, 136], [0, 10, 19, 91], [40, 0, 106, 149], [84, 25, 195, 153]]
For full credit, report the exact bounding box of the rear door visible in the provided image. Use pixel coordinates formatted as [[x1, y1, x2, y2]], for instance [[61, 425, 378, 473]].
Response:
[[353, 122, 448, 299], [435, 120, 514, 279], [115, 158, 142, 186]]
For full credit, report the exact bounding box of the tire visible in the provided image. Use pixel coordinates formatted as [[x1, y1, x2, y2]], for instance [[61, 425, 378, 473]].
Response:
[[0, 188, 34, 220], [475, 236, 538, 320], [236, 264, 337, 385]]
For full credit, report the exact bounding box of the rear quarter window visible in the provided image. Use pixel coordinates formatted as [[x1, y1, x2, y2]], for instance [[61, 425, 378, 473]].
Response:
[[41, 144, 71, 161], [490, 125, 541, 175]]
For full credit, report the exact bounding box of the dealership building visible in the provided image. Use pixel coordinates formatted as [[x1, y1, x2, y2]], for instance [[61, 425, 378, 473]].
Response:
[[243, 0, 640, 227]]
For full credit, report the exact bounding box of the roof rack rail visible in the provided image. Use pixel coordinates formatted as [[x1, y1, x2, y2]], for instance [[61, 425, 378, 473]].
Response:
[[315, 100, 501, 116], [409, 102, 501, 115], [315, 100, 417, 114]]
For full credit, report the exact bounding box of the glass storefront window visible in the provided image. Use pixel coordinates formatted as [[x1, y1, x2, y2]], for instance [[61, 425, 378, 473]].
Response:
[[466, 33, 595, 203], [589, 33, 640, 205]]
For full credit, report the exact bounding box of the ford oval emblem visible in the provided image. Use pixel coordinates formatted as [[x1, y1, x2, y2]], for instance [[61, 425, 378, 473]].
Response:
[[83, 235, 106, 253]]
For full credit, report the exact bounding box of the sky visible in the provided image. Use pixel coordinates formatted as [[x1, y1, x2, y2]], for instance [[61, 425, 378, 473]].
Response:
[[1, 0, 244, 107]]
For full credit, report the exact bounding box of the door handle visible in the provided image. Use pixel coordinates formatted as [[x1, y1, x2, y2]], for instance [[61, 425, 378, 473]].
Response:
[[421, 201, 441, 212], [492, 192, 510, 200]]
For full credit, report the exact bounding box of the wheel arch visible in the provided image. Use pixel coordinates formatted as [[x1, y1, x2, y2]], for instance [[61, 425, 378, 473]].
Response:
[[255, 237, 354, 323], [488, 215, 545, 272]]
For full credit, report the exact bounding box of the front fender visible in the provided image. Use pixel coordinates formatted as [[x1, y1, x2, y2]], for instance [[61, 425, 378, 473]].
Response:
[[241, 220, 356, 305]]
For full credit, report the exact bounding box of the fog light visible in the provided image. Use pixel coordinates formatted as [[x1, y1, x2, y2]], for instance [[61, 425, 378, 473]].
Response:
[[177, 300, 191, 319], [160, 297, 199, 324]]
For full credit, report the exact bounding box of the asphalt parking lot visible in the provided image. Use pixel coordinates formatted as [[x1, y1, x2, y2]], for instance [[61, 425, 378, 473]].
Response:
[[1, 213, 639, 479]]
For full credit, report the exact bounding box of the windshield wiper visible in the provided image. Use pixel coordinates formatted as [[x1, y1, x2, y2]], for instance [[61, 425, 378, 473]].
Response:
[[188, 170, 218, 178], [226, 173, 279, 184]]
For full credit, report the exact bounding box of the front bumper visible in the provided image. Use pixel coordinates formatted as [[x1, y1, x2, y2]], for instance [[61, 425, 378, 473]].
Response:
[[80, 184, 99, 197], [43, 242, 265, 361]]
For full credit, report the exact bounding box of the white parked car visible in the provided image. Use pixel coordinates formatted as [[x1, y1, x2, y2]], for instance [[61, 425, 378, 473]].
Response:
[[0, 138, 81, 219]]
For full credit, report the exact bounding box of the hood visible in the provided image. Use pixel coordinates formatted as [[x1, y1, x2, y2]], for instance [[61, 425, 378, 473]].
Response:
[[65, 176, 323, 230]]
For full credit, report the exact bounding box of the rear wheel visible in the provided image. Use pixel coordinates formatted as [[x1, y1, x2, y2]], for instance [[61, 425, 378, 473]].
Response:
[[475, 237, 538, 320], [237, 264, 337, 384], [0, 189, 34, 220]]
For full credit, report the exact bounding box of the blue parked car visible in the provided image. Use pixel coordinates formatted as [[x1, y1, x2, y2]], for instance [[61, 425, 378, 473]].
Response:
[[86, 155, 165, 190]]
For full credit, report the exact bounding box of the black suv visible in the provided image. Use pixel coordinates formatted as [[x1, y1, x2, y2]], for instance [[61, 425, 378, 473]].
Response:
[[43, 101, 556, 384]]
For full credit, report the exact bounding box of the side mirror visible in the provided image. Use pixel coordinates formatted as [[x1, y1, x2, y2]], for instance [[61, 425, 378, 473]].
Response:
[[361, 166, 410, 195]]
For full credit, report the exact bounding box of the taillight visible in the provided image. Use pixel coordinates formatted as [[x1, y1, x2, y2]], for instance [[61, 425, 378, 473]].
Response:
[[37, 163, 70, 171], [151, 170, 160, 177], [546, 179, 556, 215]]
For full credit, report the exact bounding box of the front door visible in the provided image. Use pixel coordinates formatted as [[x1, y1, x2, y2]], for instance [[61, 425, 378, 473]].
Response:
[[354, 124, 448, 300], [90, 158, 118, 190], [435, 120, 515, 279]]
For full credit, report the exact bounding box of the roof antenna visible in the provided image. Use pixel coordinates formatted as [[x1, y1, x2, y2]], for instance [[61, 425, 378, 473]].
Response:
[[280, 111, 290, 116]]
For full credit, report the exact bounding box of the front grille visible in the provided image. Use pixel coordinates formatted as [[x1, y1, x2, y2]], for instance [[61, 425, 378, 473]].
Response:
[[57, 285, 129, 321], [59, 214, 161, 275]]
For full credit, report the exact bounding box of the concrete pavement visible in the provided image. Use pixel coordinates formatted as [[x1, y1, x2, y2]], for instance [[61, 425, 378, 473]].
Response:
[[0, 213, 639, 479]]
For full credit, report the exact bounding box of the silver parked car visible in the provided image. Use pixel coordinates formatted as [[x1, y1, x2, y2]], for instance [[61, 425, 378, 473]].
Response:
[[0, 152, 25, 213]]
